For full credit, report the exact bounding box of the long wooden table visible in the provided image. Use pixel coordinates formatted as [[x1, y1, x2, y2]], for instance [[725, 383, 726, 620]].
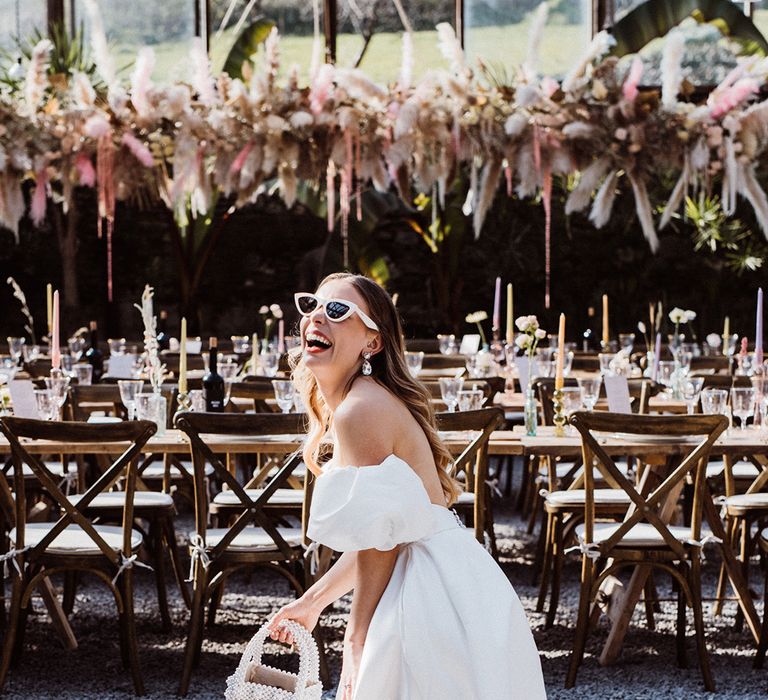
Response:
[[495, 391, 688, 414]]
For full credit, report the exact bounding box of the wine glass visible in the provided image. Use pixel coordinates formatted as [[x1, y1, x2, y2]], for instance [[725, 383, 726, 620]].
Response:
[[681, 377, 704, 415], [118, 380, 144, 420], [272, 379, 296, 414], [68, 336, 85, 360], [108, 338, 127, 356], [260, 351, 280, 378], [577, 376, 602, 411], [231, 335, 250, 355], [219, 363, 240, 405], [405, 351, 424, 378], [34, 389, 57, 421], [553, 349, 574, 377], [189, 390, 205, 412], [458, 388, 484, 411], [73, 363, 93, 386], [701, 388, 728, 416], [439, 377, 464, 413], [44, 372, 70, 419], [730, 387, 755, 431], [7, 337, 24, 366], [1, 356, 18, 381], [598, 353, 615, 376], [561, 386, 583, 433], [438, 334, 457, 355], [22, 344, 41, 363]]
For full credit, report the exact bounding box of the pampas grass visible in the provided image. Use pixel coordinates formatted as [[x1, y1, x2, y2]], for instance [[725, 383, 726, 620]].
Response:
[[661, 28, 685, 110], [24, 39, 52, 117], [81, 0, 116, 89], [6, 276, 36, 343]]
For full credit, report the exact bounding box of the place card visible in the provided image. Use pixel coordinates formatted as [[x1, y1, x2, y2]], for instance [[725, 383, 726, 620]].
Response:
[[604, 375, 632, 414], [9, 380, 39, 419], [186, 339, 203, 354], [515, 356, 531, 393], [459, 334, 480, 355], [107, 354, 135, 378]]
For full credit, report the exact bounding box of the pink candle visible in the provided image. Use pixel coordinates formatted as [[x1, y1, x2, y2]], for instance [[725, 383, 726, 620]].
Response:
[[51, 290, 61, 370], [492, 276, 501, 330], [278, 319, 285, 354], [652, 332, 661, 381]]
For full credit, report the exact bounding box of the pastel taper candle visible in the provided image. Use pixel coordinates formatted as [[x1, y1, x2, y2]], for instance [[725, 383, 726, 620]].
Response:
[[652, 332, 661, 381], [51, 290, 60, 370], [251, 332, 258, 374], [723, 316, 730, 357], [505, 283, 514, 345], [178, 317, 187, 395], [46, 283, 52, 336], [278, 319, 285, 354], [602, 294, 609, 346], [492, 276, 501, 332], [555, 313, 566, 390], [756, 288, 764, 367]]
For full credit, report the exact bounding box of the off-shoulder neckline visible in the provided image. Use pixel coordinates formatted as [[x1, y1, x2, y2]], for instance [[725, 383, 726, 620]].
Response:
[[321, 454, 451, 511]]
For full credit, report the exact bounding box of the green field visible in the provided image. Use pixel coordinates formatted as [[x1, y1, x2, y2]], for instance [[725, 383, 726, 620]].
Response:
[[113, 20, 590, 87]]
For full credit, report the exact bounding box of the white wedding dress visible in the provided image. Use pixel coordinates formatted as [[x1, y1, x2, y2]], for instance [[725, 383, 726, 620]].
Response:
[[307, 454, 547, 700]]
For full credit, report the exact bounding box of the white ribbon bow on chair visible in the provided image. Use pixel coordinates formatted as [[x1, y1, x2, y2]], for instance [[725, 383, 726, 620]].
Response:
[[186, 533, 211, 582], [0, 545, 31, 578], [565, 542, 603, 560], [111, 552, 154, 585]]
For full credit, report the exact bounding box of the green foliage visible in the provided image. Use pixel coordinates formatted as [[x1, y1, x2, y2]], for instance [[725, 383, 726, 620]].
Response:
[[222, 19, 277, 81], [682, 194, 767, 273], [610, 0, 768, 57], [0, 22, 104, 96]]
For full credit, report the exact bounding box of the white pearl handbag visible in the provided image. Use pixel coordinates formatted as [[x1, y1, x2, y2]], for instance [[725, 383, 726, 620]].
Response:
[[225, 620, 322, 700]]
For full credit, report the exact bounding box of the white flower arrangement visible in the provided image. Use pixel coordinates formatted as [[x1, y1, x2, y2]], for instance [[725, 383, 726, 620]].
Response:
[[260, 304, 283, 344], [134, 284, 165, 392], [514, 315, 547, 374], [608, 348, 632, 377]]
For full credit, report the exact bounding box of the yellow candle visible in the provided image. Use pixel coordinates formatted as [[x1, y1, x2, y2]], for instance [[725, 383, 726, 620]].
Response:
[[251, 332, 258, 374], [602, 294, 609, 346], [555, 313, 566, 390], [179, 317, 187, 395], [722, 316, 730, 357], [505, 283, 514, 346], [46, 283, 52, 336]]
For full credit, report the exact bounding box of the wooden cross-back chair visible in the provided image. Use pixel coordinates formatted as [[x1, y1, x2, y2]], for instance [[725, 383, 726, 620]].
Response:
[[67, 383, 190, 629], [420, 354, 467, 371], [565, 411, 729, 692], [226, 380, 279, 413], [0, 417, 157, 696], [173, 411, 321, 696], [435, 408, 504, 557]]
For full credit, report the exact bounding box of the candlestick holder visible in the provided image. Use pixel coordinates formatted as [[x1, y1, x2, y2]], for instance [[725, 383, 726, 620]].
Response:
[[552, 388, 567, 437], [176, 391, 193, 413]]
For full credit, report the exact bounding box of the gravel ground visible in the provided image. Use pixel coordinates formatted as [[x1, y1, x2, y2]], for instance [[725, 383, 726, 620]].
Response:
[[2, 499, 767, 699]]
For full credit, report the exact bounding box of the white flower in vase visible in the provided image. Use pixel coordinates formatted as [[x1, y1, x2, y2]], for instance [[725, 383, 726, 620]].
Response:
[[669, 307, 688, 324]]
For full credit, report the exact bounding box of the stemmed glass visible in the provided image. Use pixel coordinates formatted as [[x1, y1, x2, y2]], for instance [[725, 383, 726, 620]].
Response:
[[730, 387, 755, 432], [439, 377, 464, 413], [438, 334, 457, 355], [577, 376, 602, 411], [44, 371, 70, 420], [1, 356, 18, 381], [598, 353, 615, 376], [657, 361, 677, 395], [7, 337, 24, 366], [219, 363, 240, 405], [68, 337, 85, 361], [561, 387, 583, 433], [260, 351, 280, 378], [618, 333, 635, 354], [118, 380, 144, 420], [34, 389, 57, 420], [458, 388, 484, 411], [681, 377, 705, 415], [405, 351, 424, 378], [272, 380, 296, 413], [231, 335, 250, 355]]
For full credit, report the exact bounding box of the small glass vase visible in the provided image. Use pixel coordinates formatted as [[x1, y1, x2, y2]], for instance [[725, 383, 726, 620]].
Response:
[[151, 392, 167, 437], [524, 384, 538, 437]]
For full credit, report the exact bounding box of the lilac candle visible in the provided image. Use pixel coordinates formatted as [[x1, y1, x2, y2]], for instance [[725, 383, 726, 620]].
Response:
[[756, 287, 764, 367], [492, 276, 501, 331], [278, 319, 285, 354], [652, 332, 661, 381]]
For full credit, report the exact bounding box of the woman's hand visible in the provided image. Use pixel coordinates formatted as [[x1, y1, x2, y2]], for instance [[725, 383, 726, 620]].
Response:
[[338, 639, 363, 700], [266, 595, 323, 645]]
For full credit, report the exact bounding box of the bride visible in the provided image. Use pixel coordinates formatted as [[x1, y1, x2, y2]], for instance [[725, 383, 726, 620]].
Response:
[[268, 273, 546, 699]]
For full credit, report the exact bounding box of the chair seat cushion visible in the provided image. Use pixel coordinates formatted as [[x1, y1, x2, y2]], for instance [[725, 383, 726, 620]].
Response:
[[575, 522, 716, 548], [141, 462, 214, 478], [706, 460, 758, 479], [193, 527, 303, 552], [724, 493, 768, 510], [212, 488, 303, 506], [7, 461, 70, 478], [10, 522, 143, 554], [69, 492, 174, 509], [545, 489, 631, 507], [539, 461, 629, 481]]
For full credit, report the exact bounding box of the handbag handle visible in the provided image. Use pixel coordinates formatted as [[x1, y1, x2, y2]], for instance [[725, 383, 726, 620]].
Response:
[[234, 619, 320, 698]]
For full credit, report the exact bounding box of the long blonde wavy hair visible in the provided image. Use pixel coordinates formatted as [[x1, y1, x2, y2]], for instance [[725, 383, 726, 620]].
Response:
[[291, 272, 461, 506]]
